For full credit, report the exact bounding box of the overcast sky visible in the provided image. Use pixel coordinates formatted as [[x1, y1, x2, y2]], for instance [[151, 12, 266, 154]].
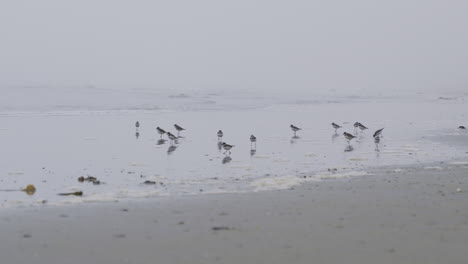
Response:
[[1, 0, 467, 93]]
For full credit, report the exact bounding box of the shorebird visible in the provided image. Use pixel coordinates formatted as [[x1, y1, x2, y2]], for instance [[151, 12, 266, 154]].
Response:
[[156, 127, 166, 138], [250, 134, 257, 148], [167, 132, 178, 145], [373, 128, 384, 138], [135, 121, 140, 129], [459, 126, 466, 130], [331, 123, 342, 132], [357, 123, 368, 131], [290, 124, 301, 136], [217, 130, 224, 141], [222, 142, 234, 155], [343, 132, 357, 143], [174, 124, 185, 136]]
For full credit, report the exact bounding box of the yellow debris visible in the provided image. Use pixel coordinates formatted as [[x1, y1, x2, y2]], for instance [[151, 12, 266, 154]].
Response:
[[22, 185, 36, 195]]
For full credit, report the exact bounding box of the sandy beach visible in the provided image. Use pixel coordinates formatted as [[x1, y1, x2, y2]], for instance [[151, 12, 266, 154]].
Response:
[[1, 96, 467, 207], [1, 92, 467, 263], [1, 162, 468, 264], [3, 1, 468, 262]]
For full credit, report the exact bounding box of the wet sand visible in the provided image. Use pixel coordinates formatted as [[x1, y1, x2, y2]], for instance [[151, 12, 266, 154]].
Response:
[[1, 99, 467, 207], [1, 163, 468, 264]]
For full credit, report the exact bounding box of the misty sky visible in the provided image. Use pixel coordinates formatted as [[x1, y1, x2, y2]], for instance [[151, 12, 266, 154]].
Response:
[[1, 0, 467, 93]]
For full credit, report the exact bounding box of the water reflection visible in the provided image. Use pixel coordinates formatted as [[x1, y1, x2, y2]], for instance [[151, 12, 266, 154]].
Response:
[[217, 141, 223, 151], [222, 156, 232, 164], [135, 131, 140, 139], [157, 139, 166, 145], [290, 135, 300, 144], [250, 149, 257, 157], [344, 145, 354, 152], [167, 145, 177, 155], [331, 132, 339, 142], [374, 136, 381, 152]]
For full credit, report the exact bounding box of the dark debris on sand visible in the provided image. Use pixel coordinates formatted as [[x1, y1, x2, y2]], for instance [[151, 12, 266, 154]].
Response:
[[78, 176, 101, 185], [143, 180, 156, 185], [211, 226, 233, 231], [58, 191, 83, 196]]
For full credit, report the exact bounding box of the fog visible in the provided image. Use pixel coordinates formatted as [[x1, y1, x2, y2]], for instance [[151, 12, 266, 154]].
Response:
[[1, 0, 467, 95]]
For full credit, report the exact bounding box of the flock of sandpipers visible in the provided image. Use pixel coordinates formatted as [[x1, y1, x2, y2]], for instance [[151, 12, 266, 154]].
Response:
[[134, 121, 384, 156]]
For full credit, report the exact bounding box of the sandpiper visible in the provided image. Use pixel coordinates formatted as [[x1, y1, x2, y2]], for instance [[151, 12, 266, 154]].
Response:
[[156, 127, 166, 138], [357, 123, 368, 131], [373, 128, 384, 138], [459, 126, 466, 130], [343, 132, 356, 143], [135, 121, 140, 129], [353, 122, 360, 133], [290, 124, 301, 136], [174, 124, 185, 136], [217, 130, 224, 141], [250, 134, 257, 148], [222, 142, 234, 155], [167, 132, 178, 144], [332, 123, 342, 132]]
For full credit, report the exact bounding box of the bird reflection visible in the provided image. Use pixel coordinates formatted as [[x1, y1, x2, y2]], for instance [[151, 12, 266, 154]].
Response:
[[331, 132, 339, 142], [167, 145, 177, 155], [135, 132, 140, 139], [374, 136, 381, 152], [250, 149, 257, 157], [222, 156, 232, 164], [217, 141, 223, 151], [157, 139, 166, 145], [290, 135, 300, 144], [344, 145, 354, 152], [169, 139, 179, 146]]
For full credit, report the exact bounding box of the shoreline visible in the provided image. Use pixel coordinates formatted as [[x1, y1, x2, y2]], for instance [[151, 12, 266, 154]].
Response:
[[1, 162, 468, 263], [1, 98, 466, 207], [1, 157, 467, 210]]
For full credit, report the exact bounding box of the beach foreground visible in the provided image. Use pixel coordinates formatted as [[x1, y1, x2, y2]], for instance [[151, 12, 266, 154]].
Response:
[[1, 163, 468, 264]]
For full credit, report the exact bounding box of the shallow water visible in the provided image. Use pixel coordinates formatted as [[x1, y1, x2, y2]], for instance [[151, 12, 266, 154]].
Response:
[[0, 92, 467, 207]]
